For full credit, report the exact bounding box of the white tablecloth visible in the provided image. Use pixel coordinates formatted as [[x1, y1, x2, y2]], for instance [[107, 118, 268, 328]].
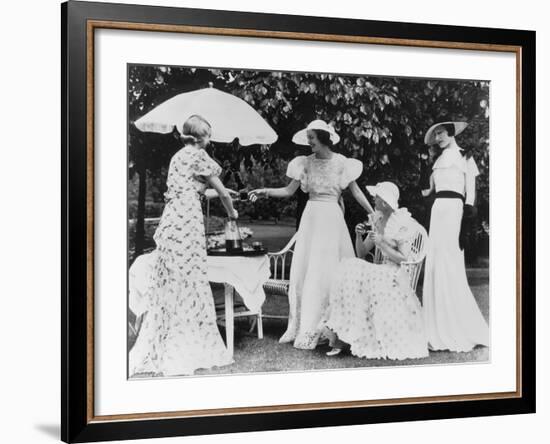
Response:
[[207, 255, 270, 313], [129, 251, 270, 316]]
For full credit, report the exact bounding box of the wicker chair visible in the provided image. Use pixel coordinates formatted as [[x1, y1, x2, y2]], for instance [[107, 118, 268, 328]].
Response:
[[261, 233, 298, 321], [260, 224, 428, 324], [370, 223, 429, 292]]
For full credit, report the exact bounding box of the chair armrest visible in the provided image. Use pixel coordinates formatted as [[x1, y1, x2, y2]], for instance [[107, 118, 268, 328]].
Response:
[[267, 232, 298, 257], [266, 233, 298, 280], [400, 260, 422, 266]]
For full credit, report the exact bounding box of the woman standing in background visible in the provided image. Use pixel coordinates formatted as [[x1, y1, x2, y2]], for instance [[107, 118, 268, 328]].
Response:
[[421, 121, 489, 353]]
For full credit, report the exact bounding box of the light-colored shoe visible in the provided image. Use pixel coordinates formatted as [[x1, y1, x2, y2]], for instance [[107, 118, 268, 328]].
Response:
[[326, 348, 342, 357]]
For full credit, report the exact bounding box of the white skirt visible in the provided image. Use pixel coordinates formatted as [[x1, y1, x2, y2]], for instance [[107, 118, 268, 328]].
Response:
[[326, 258, 428, 360], [280, 200, 355, 349], [422, 198, 489, 352]]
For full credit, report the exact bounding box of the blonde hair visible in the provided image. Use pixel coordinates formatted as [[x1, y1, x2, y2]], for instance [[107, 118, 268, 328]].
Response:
[[180, 114, 212, 146]]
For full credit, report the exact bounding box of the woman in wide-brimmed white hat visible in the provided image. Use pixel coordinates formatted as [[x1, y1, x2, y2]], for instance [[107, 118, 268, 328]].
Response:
[[323, 182, 428, 359], [421, 121, 489, 353], [249, 119, 374, 350]]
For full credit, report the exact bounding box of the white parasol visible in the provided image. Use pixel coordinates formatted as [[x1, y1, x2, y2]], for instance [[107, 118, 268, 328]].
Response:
[[134, 87, 278, 146]]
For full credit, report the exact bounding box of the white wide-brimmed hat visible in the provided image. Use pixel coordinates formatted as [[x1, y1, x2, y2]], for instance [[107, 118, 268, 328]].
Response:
[[366, 181, 400, 210], [292, 119, 340, 146], [424, 121, 468, 145]]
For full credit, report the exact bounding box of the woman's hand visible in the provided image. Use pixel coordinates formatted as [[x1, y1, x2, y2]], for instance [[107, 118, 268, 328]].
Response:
[[355, 223, 367, 236], [463, 204, 477, 219], [228, 208, 239, 219], [248, 188, 267, 202]]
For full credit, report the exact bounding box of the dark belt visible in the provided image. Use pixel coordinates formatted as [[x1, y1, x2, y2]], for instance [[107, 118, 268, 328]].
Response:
[[434, 191, 467, 250], [435, 191, 465, 202]]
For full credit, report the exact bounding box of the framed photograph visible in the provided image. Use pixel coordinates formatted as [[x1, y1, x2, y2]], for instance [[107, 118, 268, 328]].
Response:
[[62, 0, 535, 442]]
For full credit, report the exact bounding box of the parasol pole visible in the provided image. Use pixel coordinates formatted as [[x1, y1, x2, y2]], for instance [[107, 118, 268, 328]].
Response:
[[206, 198, 210, 234]]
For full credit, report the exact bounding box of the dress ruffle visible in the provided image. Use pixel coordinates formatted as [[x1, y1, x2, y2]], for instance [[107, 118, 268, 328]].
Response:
[[368, 208, 416, 253], [432, 147, 480, 179], [432, 146, 468, 172], [385, 208, 416, 249], [339, 158, 363, 188], [286, 154, 363, 193], [286, 155, 307, 181]]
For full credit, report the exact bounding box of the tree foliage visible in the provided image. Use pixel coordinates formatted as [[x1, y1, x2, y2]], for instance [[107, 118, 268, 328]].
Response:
[[128, 64, 490, 237]]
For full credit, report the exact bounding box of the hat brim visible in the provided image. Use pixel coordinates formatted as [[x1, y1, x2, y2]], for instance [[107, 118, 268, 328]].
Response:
[[366, 185, 399, 210], [424, 121, 468, 145], [292, 128, 340, 146]]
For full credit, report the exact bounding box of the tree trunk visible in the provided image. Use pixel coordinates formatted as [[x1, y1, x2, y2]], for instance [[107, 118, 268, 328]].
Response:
[[134, 163, 147, 258]]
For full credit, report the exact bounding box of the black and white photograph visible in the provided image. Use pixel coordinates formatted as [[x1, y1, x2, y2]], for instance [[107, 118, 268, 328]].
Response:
[[55, 0, 537, 441], [126, 64, 491, 379]]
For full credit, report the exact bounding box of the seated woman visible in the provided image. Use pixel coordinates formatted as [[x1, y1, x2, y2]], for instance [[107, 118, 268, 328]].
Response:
[[323, 182, 429, 360]]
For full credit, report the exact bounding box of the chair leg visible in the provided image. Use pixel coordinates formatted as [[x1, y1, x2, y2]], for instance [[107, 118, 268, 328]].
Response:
[[257, 310, 263, 339]]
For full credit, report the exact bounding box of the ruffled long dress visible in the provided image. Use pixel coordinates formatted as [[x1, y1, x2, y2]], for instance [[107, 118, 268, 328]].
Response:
[[324, 209, 428, 360], [279, 153, 363, 349], [129, 146, 233, 377]]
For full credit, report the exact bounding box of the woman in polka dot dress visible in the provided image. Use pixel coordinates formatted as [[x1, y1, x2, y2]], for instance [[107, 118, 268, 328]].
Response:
[[129, 115, 237, 377], [324, 182, 428, 360]]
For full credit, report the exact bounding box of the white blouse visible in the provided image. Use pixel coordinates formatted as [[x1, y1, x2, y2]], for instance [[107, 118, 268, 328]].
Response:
[[286, 153, 362, 201], [431, 144, 479, 206]]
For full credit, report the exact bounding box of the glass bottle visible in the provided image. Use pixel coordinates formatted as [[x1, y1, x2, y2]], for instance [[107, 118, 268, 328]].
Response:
[[224, 218, 243, 252]]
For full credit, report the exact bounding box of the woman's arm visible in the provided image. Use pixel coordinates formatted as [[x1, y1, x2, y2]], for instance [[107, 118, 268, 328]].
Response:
[[348, 181, 375, 214], [377, 241, 407, 264], [206, 175, 238, 218], [465, 170, 477, 206], [353, 223, 371, 258], [421, 174, 435, 197], [204, 188, 237, 200], [249, 180, 300, 201], [357, 235, 375, 259]]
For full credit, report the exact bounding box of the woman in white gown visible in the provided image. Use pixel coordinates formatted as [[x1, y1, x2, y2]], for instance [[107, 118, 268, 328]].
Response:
[[323, 182, 428, 360], [421, 121, 489, 352], [249, 120, 374, 349]]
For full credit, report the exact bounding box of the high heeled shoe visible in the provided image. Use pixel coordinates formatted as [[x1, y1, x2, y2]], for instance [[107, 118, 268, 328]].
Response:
[[326, 348, 342, 357]]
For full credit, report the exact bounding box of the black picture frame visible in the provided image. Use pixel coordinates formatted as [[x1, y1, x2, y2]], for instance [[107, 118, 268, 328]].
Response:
[[61, 1, 536, 442]]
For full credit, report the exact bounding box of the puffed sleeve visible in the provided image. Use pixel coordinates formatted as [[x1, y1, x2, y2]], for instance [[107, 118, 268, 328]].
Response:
[[387, 208, 415, 258], [339, 157, 363, 189], [286, 156, 307, 181], [192, 149, 222, 178], [466, 157, 480, 177]]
